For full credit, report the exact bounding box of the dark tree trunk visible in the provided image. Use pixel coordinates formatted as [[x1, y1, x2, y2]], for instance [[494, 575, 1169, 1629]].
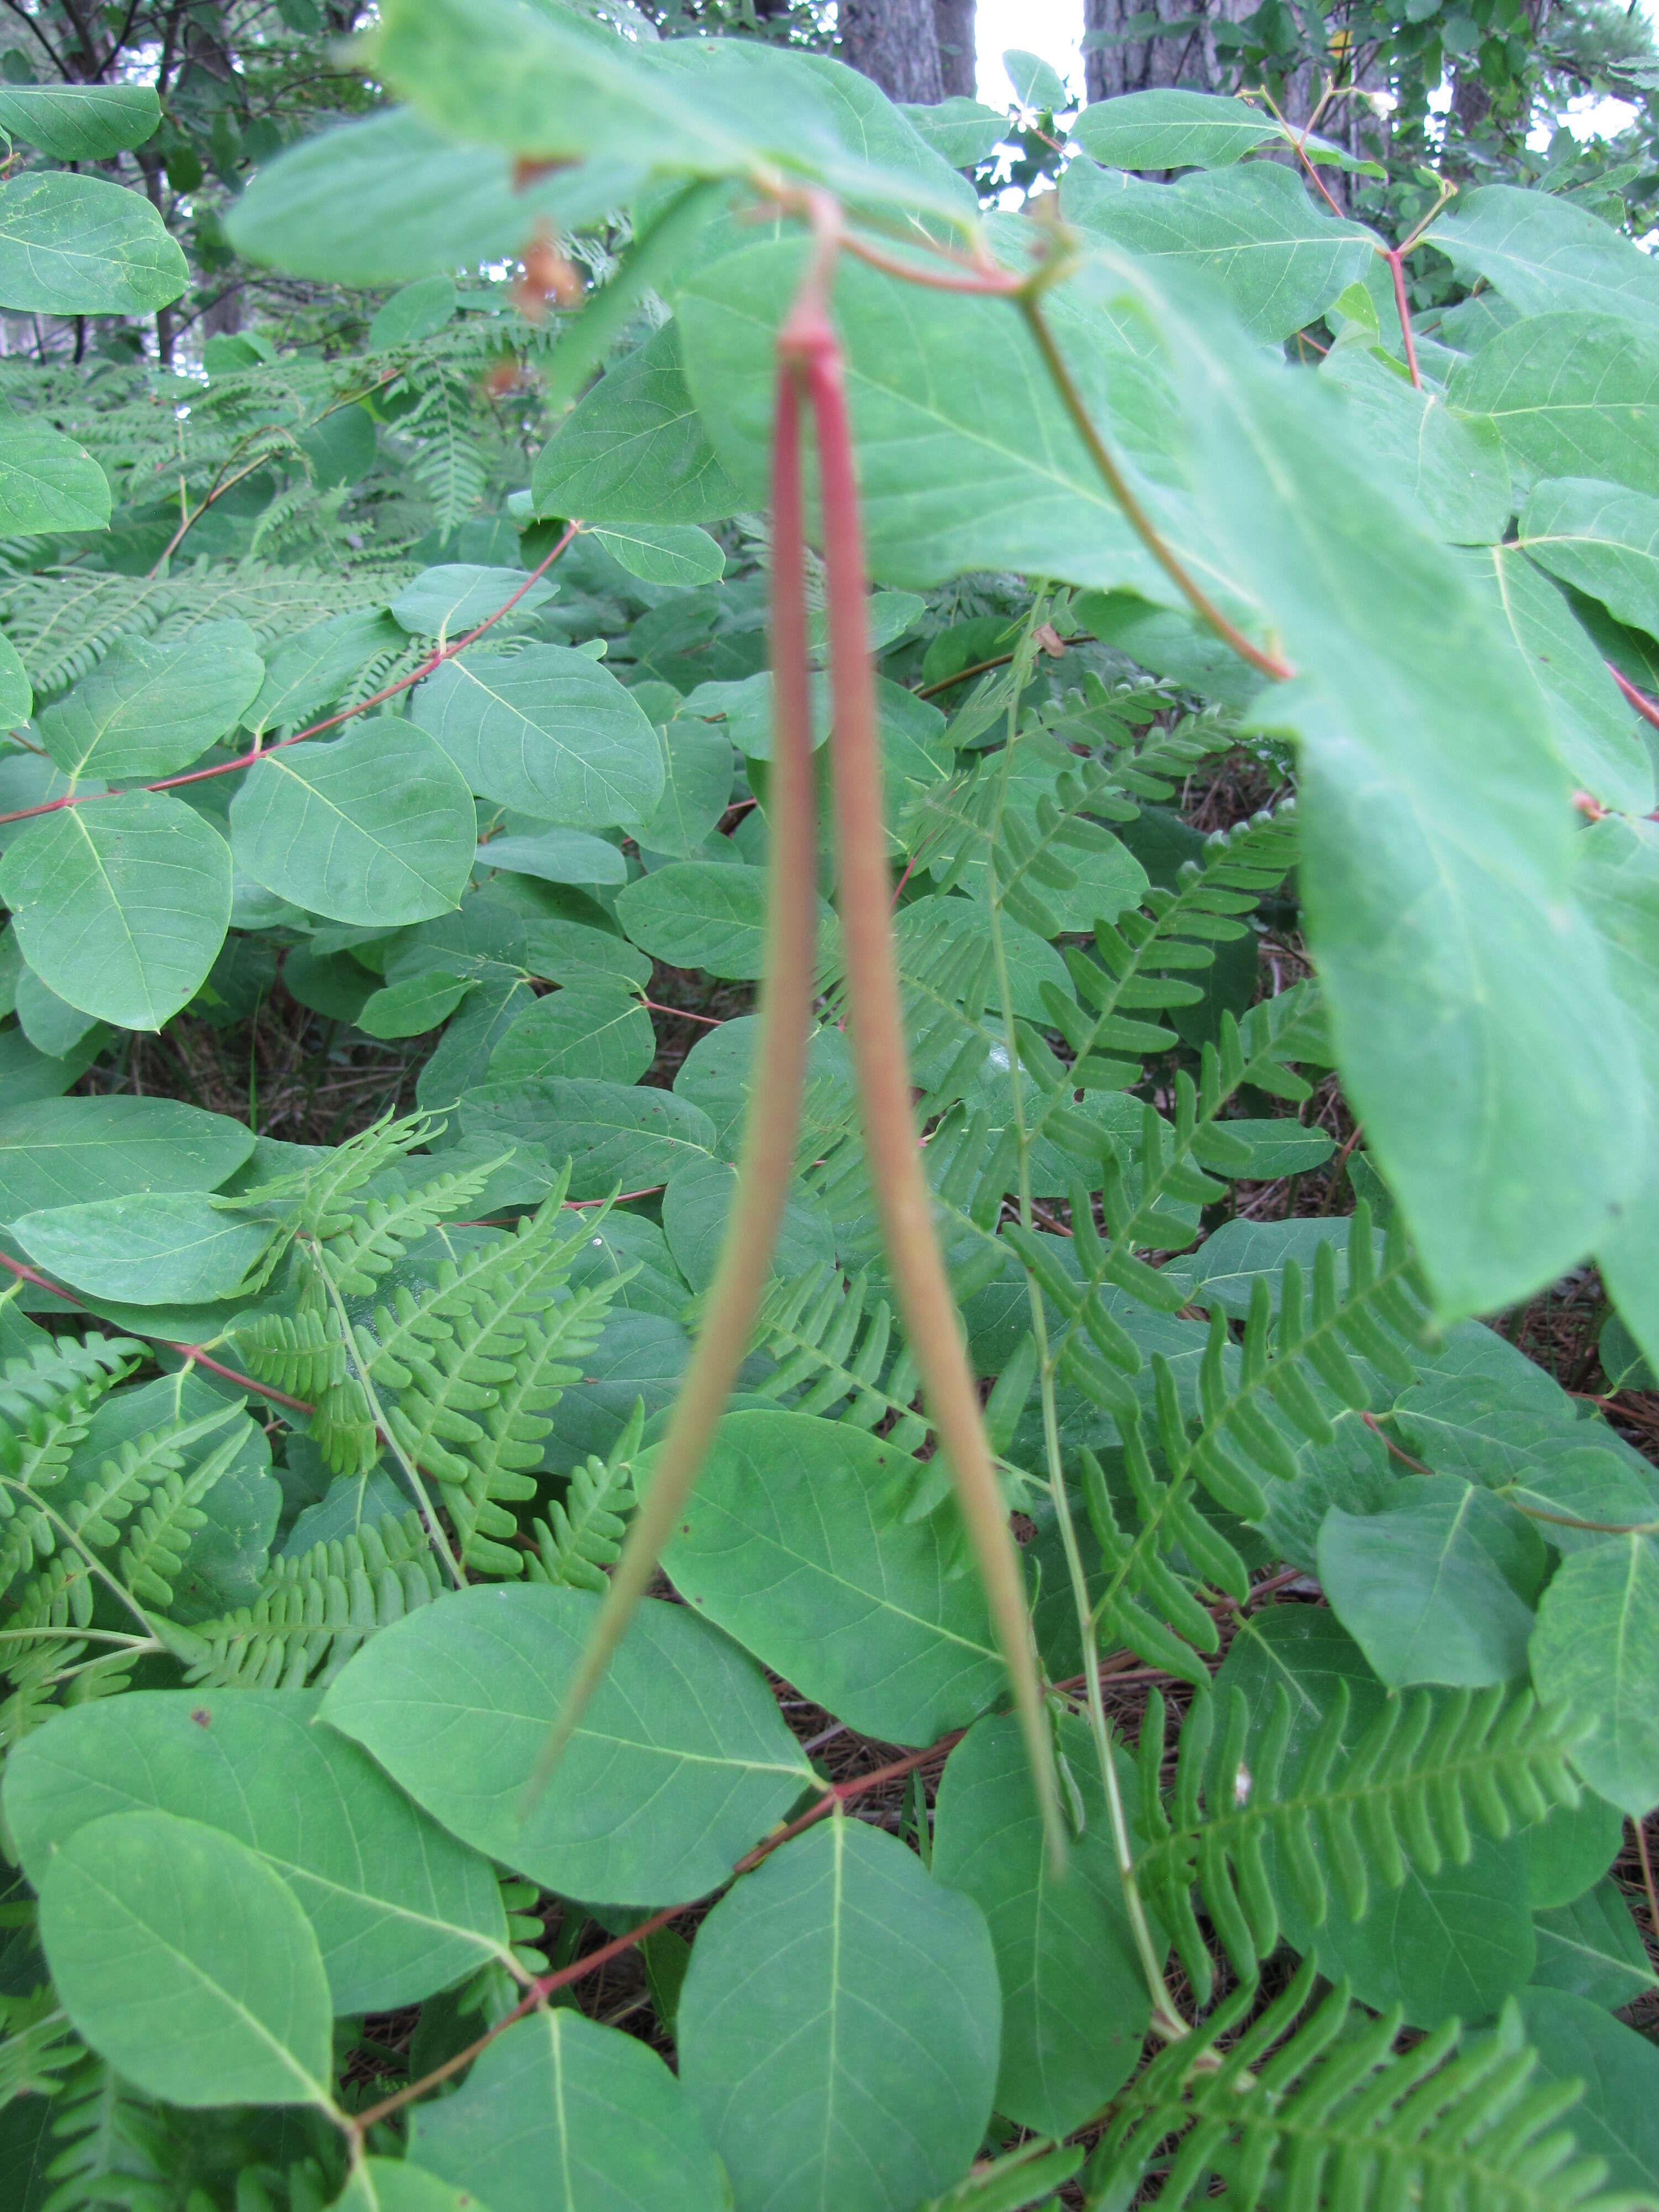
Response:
[[1083, 0, 1252, 101], [839, 0, 946, 102], [933, 0, 976, 98]]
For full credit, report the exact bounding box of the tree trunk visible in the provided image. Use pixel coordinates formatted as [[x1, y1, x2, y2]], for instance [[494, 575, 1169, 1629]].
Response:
[[933, 0, 976, 98], [839, 0, 946, 102], [1083, 0, 1251, 102]]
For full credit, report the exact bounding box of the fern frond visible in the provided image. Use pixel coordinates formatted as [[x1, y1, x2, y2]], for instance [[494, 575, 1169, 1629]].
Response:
[[529, 1402, 643, 1592], [0, 1338, 143, 1586], [749, 1265, 926, 1449], [114, 1427, 251, 1610], [1088, 1957, 1639, 2212], [0, 1990, 83, 2108], [1135, 1679, 1584, 2002], [37, 2049, 183, 2211], [180, 1509, 444, 1689], [235, 1308, 349, 1397], [320, 1148, 510, 1296]]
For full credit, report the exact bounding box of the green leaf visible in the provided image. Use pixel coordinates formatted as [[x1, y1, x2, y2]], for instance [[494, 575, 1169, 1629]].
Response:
[[37, 623, 264, 781], [679, 1818, 1000, 2212], [898, 96, 1006, 171], [1519, 475, 1659, 641], [5, 1689, 514, 2014], [1579, 818, 1659, 1371], [460, 1077, 717, 1201], [356, 971, 474, 1039], [13, 1192, 275, 1305], [411, 646, 664, 829], [662, 1154, 834, 1291], [618, 860, 830, 980], [533, 323, 744, 528], [319, 1583, 815, 1905], [0, 792, 232, 1030], [0, 1097, 254, 1219], [675, 1013, 855, 1162], [1519, 1987, 1659, 2198], [0, 82, 159, 159], [0, 418, 109, 537], [1317, 1480, 1545, 1688], [229, 721, 476, 927], [1069, 87, 1282, 169], [1531, 1534, 1659, 1815], [1003, 48, 1067, 110], [476, 825, 628, 887], [488, 982, 656, 1087], [35, 1808, 335, 2110], [1428, 184, 1659, 336], [1446, 311, 1659, 500], [1521, 1793, 1625, 1911], [390, 565, 554, 639], [662, 1408, 1005, 1744], [1320, 347, 1510, 545], [248, 607, 408, 737], [0, 173, 186, 315], [1462, 546, 1653, 815], [369, 273, 457, 349], [1531, 1880, 1658, 2009], [410, 2010, 727, 2212], [1065, 163, 1374, 345], [932, 1712, 1153, 2136], [591, 524, 726, 587], [334, 2159, 497, 2212], [228, 105, 639, 289], [0, 633, 30, 726]]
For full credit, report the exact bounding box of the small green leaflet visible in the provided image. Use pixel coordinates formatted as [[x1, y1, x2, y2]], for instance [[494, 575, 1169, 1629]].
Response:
[[487, 982, 656, 1086], [618, 860, 813, 980], [0, 172, 187, 315], [36, 1809, 336, 2110], [334, 2159, 498, 2212], [0, 792, 232, 1031], [369, 273, 458, 349], [662, 1155, 834, 1291], [319, 1584, 815, 1904], [532, 323, 744, 528], [679, 1819, 1000, 2212], [591, 523, 726, 587], [390, 563, 554, 639], [460, 1077, 718, 1200], [229, 721, 476, 927], [410, 2010, 727, 2212], [662, 1408, 1006, 1744], [1069, 86, 1282, 170], [476, 824, 628, 886]]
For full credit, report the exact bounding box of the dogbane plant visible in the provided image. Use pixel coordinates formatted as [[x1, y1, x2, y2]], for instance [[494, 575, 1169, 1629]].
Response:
[[2, 16, 1659, 2212]]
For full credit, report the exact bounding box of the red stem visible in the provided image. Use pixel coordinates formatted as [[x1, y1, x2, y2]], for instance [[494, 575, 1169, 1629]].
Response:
[[1381, 248, 1421, 389], [0, 524, 581, 828], [1609, 662, 1659, 733]]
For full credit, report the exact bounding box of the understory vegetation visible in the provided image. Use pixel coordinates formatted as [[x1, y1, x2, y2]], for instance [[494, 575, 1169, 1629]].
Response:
[[2, 4, 1659, 2208]]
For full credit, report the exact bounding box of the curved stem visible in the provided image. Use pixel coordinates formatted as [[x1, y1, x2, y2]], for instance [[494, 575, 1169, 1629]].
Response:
[[518, 356, 820, 1822], [802, 289, 1066, 1869], [1018, 297, 1293, 685]]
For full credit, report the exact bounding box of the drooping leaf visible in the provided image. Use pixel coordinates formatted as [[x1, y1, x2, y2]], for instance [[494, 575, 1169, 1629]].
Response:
[[1531, 1880, 1657, 2008], [1530, 1533, 1659, 1815], [1069, 87, 1282, 170], [410, 2009, 727, 2212], [1518, 474, 1659, 641], [0, 792, 232, 1031], [533, 322, 744, 528], [662, 1408, 1006, 1744], [35, 1809, 335, 2110], [0, 173, 187, 314], [319, 1583, 815, 1905], [0, 1097, 254, 1220], [0, 418, 110, 538], [12, 1193, 276, 1306], [229, 721, 476, 927], [0, 82, 160, 160], [679, 1818, 1000, 2212]]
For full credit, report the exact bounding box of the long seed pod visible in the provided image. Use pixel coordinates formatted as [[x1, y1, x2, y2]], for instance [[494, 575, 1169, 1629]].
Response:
[[796, 280, 1067, 1867], [520, 349, 821, 1818]]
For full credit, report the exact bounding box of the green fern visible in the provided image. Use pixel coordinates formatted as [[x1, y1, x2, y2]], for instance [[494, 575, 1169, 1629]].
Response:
[[178, 1509, 445, 1691], [0, 1338, 144, 1590], [528, 1403, 644, 1591], [0, 1989, 82, 2108], [1134, 1679, 1584, 2002], [1086, 1958, 1641, 2211]]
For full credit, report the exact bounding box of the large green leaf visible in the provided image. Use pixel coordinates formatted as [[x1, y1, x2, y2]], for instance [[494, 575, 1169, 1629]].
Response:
[[661, 1154, 835, 1291], [0, 82, 159, 159], [1578, 818, 1659, 1371], [411, 646, 664, 828], [335, 2160, 497, 2212], [932, 1712, 1152, 2137], [228, 105, 639, 289], [13, 1192, 275, 1305], [410, 2010, 727, 2212], [229, 721, 476, 927], [1531, 1880, 1657, 2008], [1519, 1989, 1659, 2199], [1319, 347, 1509, 545], [1065, 160, 1374, 343], [1462, 545, 1653, 815], [1317, 1480, 1545, 1688], [1151, 265, 1640, 1314], [247, 608, 407, 737], [533, 323, 744, 526], [679, 1818, 999, 2212], [0, 792, 232, 1030], [390, 565, 555, 640], [1530, 1534, 1659, 1815], [1427, 185, 1659, 335], [319, 1583, 815, 1905], [0, 1096, 254, 1219], [618, 861, 828, 980], [634, 713, 737, 859], [661, 1408, 1005, 1744], [1518, 475, 1659, 640], [0, 418, 110, 537], [487, 982, 656, 1087], [4, 1690, 513, 2014], [1446, 311, 1659, 499], [38, 624, 264, 781], [35, 1808, 335, 2110], [1069, 87, 1282, 169], [0, 172, 187, 314], [460, 1077, 718, 1200]]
